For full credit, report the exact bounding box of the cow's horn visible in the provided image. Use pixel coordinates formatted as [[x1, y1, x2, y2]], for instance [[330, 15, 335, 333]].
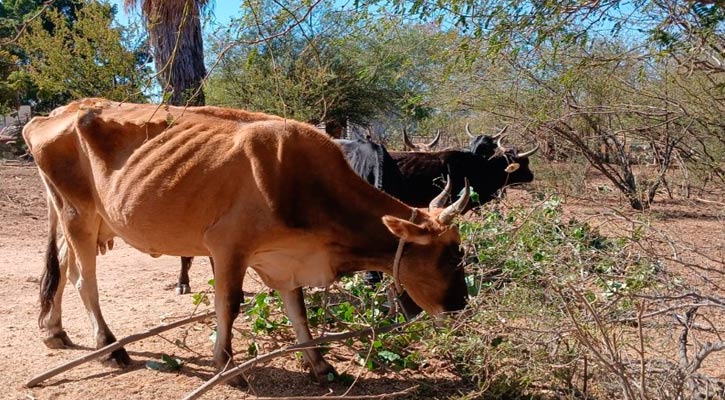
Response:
[[437, 178, 470, 225], [491, 126, 508, 139], [517, 143, 540, 158], [429, 175, 452, 210], [465, 123, 475, 138], [496, 136, 506, 150], [426, 129, 441, 148], [402, 127, 419, 150]]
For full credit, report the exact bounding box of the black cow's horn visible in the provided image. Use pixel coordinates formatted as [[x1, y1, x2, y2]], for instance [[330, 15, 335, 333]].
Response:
[[517, 143, 540, 158], [465, 123, 475, 138], [438, 178, 470, 225], [496, 136, 506, 150], [427, 129, 441, 148], [429, 175, 452, 210], [402, 127, 419, 151], [491, 126, 508, 139]]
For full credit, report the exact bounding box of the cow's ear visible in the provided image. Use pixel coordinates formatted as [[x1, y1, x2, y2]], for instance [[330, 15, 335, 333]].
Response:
[[382, 216, 432, 245]]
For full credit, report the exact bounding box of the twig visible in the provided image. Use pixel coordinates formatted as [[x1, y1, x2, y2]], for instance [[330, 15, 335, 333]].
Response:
[[636, 301, 648, 400], [693, 197, 725, 206], [25, 310, 215, 387], [249, 385, 419, 400], [182, 318, 418, 400]]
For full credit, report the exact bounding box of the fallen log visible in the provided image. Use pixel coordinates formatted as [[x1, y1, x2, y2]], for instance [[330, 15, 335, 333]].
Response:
[[26, 310, 215, 388]]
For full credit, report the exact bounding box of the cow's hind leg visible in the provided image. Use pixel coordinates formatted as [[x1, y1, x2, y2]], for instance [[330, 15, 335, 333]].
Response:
[[279, 288, 337, 383], [210, 251, 247, 386], [63, 212, 130, 366], [176, 256, 193, 295], [42, 233, 74, 349]]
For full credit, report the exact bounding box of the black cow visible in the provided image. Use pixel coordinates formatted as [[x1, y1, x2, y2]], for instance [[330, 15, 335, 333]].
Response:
[[390, 139, 538, 210]]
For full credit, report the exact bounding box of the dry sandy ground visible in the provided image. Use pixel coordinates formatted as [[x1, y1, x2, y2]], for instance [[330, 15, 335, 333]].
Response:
[[1, 162, 723, 400]]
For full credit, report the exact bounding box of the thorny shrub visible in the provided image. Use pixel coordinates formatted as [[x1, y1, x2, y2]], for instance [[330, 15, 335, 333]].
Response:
[[423, 197, 724, 400]]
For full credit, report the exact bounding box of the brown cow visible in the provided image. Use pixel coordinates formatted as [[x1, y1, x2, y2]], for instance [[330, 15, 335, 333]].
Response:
[[24, 99, 469, 385]]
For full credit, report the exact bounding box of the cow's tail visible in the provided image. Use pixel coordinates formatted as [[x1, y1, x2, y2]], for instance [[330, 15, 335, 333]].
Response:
[[38, 197, 61, 328]]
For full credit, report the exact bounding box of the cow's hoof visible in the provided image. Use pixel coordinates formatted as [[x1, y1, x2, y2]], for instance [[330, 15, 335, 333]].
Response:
[[175, 283, 191, 295], [309, 362, 338, 385], [44, 331, 74, 349], [102, 347, 132, 367]]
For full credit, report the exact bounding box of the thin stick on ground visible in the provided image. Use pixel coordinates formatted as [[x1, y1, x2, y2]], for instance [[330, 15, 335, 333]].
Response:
[[183, 318, 418, 400], [249, 385, 419, 400], [25, 310, 215, 388]]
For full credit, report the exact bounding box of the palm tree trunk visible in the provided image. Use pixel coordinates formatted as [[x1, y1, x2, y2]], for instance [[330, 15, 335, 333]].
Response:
[[130, 0, 207, 106]]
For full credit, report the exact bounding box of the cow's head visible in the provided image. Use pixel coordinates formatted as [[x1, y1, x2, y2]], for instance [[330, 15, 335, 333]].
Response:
[[403, 127, 442, 152], [381, 179, 469, 315], [492, 136, 538, 185], [467, 124, 507, 157]]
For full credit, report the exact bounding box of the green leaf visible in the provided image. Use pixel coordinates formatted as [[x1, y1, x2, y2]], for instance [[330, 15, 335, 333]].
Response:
[[248, 342, 258, 357], [192, 292, 210, 306], [161, 354, 183, 371], [378, 350, 402, 363]]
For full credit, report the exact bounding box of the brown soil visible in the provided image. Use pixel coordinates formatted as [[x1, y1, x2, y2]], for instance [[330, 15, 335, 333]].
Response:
[[1, 162, 722, 399]]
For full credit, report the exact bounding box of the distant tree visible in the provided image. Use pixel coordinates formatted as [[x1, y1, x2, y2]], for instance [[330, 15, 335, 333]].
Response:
[[124, 0, 207, 106], [206, 8, 441, 134], [0, 0, 86, 112], [371, 0, 724, 208], [15, 1, 147, 110], [206, 33, 394, 130]]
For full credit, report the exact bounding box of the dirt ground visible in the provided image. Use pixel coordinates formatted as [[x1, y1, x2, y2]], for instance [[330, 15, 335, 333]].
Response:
[[1, 161, 723, 399]]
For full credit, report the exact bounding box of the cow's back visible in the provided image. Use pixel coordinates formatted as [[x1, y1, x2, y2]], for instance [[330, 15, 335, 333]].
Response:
[[24, 101, 277, 254], [336, 139, 406, 200], [24, 100, 363, 256], [389, 151, 451, 207]]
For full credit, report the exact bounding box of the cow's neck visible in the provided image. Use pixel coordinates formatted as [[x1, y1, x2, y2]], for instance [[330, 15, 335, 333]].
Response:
[[309, 173, 414, 277], [460, 154, 508, 199]]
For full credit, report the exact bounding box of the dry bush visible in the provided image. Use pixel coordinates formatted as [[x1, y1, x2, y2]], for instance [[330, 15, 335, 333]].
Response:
[[420, 197, 725, 399]]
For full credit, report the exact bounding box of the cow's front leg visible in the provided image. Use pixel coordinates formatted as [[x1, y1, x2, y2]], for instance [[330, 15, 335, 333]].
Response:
[[211, 251, 247, 387], [279, 287, 337, 383]]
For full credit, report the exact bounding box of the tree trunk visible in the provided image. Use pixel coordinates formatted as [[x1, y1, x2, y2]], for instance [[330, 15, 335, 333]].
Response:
[[146, 0, 206, 106]]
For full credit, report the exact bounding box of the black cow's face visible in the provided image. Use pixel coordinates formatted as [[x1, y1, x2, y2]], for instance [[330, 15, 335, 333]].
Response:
[[506, 155, 535, 184], [469, 136, 497, 157]]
